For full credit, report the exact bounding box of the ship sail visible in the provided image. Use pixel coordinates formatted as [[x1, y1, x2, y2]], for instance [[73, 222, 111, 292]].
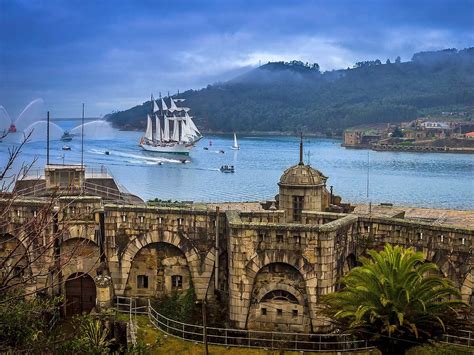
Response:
[[145, 114, 153, 141], [140, 93, 201, 154], [185, 112, 201, 137], [232, 133, 239, 149], [181, 120, 194, 141], [169, 97, 178, 112], [171, 118, 180, 141], [161, 98, 168, 112], [155, 114, 161, 141], [163, 116, 170, 141]]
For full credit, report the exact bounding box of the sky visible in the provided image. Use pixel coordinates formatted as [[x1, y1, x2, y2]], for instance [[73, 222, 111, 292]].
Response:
[[0, 0, 473, 118]]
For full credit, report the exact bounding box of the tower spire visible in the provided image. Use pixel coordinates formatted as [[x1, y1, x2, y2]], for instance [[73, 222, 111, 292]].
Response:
[[299, 132, 304, 165]]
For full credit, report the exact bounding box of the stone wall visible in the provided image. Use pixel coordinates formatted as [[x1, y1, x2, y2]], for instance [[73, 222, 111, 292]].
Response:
[[226, 210, 359, 332], [1, 196, 472, 332], [101, 204, 220, 301]]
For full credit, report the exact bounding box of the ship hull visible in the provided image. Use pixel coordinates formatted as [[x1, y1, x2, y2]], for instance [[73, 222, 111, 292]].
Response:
[[140, 142, 192, 155]]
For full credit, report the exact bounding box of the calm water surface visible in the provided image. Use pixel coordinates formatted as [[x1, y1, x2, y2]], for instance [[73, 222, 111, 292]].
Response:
[[1, 120, 473, 209]]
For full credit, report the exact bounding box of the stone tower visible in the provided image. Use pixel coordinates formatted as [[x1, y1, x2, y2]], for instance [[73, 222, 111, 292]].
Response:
[[278, 136, 329, 222]]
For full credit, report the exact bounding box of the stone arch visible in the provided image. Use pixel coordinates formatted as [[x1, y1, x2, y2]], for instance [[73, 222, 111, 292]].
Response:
[[246, 262, 312, 332], [460, 271, 473, 306], [255, 282, 306, 306], [0, 233, 32, 286], [428, 250, 449, 278], [60, 237, 101, 282], [245, 250, 314, 278], [342, 253, 358, 274], [124, 241, 192, 298], [119, 230, 215, 300], [238, 251, 319, 329]]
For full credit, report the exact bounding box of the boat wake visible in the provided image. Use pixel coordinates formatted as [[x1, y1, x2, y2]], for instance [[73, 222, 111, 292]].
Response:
[[89, 149, 183, 165]]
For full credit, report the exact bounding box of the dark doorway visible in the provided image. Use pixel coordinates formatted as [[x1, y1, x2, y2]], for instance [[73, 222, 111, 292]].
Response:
[[65, 273, 96, 316]]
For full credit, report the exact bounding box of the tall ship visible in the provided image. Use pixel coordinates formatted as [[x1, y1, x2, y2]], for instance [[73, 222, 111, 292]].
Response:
[[139, 95, 202, 154]]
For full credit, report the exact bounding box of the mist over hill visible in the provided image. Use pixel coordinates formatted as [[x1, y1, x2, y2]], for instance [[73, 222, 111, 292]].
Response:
[[107, 48, 474, 134]]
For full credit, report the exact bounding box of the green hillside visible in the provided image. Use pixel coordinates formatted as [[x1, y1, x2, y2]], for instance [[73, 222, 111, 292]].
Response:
[[107, 48, 474, 134]]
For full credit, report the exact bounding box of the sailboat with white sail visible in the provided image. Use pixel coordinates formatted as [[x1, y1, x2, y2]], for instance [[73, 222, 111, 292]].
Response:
[[231, 132, 240, 150], [139, 94, 202, 154]]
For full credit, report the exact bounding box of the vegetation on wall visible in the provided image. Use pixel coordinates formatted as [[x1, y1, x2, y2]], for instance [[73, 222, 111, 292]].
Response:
[[322, 244, 471, 355], [151, 286, 200, 324], [107, 48, 474, 134], [0, 291, 61, 351]]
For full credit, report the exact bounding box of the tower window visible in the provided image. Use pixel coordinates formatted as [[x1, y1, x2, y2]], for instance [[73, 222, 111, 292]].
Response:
[[292, 310, 298, 318], [261, 308, 267, 316], [137, 275, 148, 289], [277, 309, 283, 317], [292, 196, 304, 222], [171, 275, 183, 290]]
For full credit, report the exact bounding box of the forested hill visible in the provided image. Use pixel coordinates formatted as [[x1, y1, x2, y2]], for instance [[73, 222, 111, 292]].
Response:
[[107, 48, 474, 134]]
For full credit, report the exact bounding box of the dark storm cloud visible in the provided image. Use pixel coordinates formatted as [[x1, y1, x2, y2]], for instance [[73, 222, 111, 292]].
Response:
[[0, 0, 472, 117]]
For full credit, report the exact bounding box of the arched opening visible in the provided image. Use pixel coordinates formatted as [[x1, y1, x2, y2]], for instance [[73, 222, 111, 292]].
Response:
[[65, 272, 96, 316], [247, 262, 310, 332], [342, 253, 359, 275], [0, 234, 31, 289], [125, 242, 192, 298]]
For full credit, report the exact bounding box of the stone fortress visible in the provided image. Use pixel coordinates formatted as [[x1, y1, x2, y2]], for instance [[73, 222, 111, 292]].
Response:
[[1, 140, 472, 333]]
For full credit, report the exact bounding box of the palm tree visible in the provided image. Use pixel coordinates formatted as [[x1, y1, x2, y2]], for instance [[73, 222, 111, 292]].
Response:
[[323, 244, 470, 355]]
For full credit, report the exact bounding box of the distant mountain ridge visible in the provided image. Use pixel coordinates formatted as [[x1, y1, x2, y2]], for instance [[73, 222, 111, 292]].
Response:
[[107, 48, 474, 134]]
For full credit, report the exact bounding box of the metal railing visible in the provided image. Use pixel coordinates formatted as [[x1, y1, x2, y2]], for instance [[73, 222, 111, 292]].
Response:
[[14, 181, 47, 197], [116, 296, 372, 352], [83, 181, 124, 201], [19, 165, 113, 180], [442, 330, 473, 348]]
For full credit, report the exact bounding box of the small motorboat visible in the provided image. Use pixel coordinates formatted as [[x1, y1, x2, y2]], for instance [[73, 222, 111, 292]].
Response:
[[105, 151, 110, 155], [61, 131, 73, 142], [220, 165, 235, 173], [203, 147, 209, 150], [219, 150, 225, 154], [62, 145, 71, 151]]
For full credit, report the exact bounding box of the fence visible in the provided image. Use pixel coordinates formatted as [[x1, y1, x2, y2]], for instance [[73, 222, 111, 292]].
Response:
[[442, 330, 473, 348], [116, 296, 372, 352], [116, 297, 474, 352]]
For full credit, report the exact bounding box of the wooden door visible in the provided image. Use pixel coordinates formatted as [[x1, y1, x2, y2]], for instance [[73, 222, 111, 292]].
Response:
[[65, 273, 96, 316]]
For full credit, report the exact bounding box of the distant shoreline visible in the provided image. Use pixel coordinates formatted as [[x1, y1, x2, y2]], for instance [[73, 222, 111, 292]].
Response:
[[116, 126, 342, 139]]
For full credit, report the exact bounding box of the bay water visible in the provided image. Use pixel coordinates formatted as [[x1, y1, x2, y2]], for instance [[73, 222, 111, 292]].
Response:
[[1, 119, 472, 209]]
